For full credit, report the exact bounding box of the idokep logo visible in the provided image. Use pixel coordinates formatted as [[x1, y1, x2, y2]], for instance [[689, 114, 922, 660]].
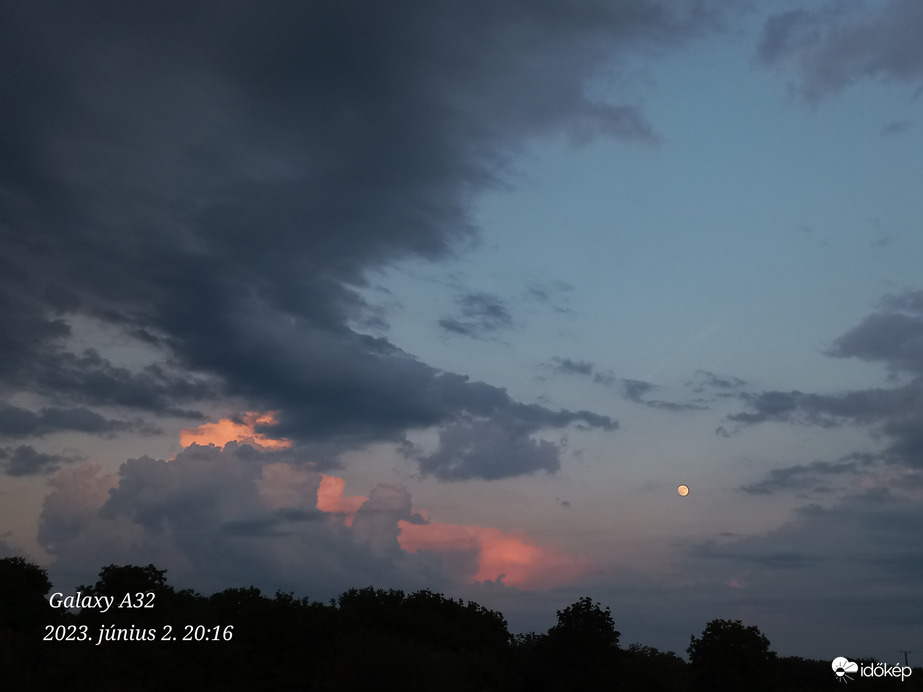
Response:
[[832, 657, 912, 683], [832, 658, 859, 683]]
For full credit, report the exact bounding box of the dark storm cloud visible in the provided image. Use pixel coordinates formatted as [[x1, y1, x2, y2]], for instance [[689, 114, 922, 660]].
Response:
[[0, 1, 723, 466], [0, 445, 81, 476], [27, 351, 215, 417], [759, 1, 923, 101], [439, 292, 513, 338], [728, 292, 923, 469], [0, 405, 160, 438]]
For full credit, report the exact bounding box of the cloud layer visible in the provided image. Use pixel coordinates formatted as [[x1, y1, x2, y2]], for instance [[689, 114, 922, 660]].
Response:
[[0, 0, 728, 478]]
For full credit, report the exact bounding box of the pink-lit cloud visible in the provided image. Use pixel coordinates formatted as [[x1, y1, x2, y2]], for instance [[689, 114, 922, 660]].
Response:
[[398, 520, 587, 589], [316, 475, 367, 527], [177, 412, 588, 589]]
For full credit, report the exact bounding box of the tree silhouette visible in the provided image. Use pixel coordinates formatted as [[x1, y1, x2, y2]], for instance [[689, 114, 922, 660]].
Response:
[[621, 643, 691, 692], [0, 557, 59, 689], [7, 555, 903, 691], [548, 595, 620, 653], [687, 619, 776, 692], [0, 556, 52, 629], [540, 596, 621, 690], [80, 563, 170, 596]]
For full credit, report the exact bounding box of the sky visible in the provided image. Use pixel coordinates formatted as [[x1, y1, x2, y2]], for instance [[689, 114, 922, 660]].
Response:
[[2, 0, 923, 662]]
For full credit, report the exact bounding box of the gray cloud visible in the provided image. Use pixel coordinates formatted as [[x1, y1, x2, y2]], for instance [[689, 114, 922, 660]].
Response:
[[740, 456, 874, 496], [0, 1, 719, 466], [759, 1, 923, 101], [414, 406, 616, 481], [0, 445, 82, 476], [685, 369, 748, 396], [0, 405, 159, 438], [689, 487, 923, 583], [439, 292, 513, 338], [417, 418, 560, 481], [622, 378, 705, 412], [220, 508, 324, 537], [728, 291, 923, 469], [592, 372, 619, 387], [827, 290, 923, 376], [545, 359, 706, 411], [622, 378, 655, 402], [351, 484, 418, 555], [550, 357, 595, 377], [526, 281, 576, 316]]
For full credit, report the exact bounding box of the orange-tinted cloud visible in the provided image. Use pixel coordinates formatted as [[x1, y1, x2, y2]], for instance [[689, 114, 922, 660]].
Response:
[[316, 474, 367, 527], [397, 520, 587, 590], [179, 411, 292, 450]]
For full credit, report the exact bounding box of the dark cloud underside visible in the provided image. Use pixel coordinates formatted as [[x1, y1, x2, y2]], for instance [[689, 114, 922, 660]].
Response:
[[0, 1, 726, 477]]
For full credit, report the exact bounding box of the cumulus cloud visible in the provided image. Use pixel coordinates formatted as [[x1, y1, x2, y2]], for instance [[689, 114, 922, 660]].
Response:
[[39, 443, 431, 597], [38, 425, 588, 597]]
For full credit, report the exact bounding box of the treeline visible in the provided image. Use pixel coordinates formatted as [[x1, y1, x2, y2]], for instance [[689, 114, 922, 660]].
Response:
[[1, 556, 919, 691]]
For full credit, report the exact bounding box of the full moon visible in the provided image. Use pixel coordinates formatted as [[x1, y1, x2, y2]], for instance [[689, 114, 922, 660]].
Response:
[[677, 484, 689, 496]]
